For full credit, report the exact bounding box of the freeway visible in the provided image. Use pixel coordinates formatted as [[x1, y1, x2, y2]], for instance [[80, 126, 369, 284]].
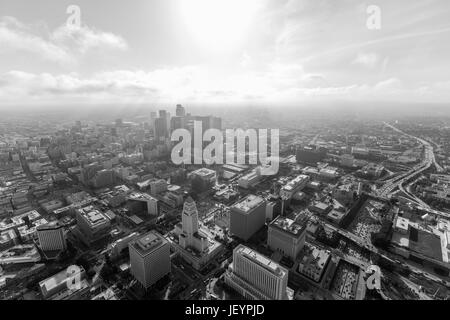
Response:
[[377, 122, 436, 206]]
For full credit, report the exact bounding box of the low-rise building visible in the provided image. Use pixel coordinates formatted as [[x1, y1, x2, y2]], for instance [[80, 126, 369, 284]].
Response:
[[298, 243, 331, 282]]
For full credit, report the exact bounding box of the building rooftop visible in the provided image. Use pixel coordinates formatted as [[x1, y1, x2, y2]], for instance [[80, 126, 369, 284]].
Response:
[[232, 194, 265, 213], [395, 217, 409, 231], [130, 232, 166, 256], [78, 207, 109, 227], [327, 209, 345, 220], [37, 220, 63, 231], [191, 168, 216, 177], [39, 266, 85, 294], [128, 192, 158, 202], [314, 202, 330, 211], [270, 216, 306, 237], [237, 245, 285, 277], [282, 175, 309, 191]]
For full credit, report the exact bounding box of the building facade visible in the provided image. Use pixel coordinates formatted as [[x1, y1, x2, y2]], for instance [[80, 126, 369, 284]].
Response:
[[268, 216, 306, 260], [230, 195, 266, 241], [129, 231, 171, 289], [37, 221, 67, 252], [225, 245, 292, 300]]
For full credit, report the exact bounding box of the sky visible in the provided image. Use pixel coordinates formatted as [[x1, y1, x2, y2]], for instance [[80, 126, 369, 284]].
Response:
[[0, 0, 450, 107]]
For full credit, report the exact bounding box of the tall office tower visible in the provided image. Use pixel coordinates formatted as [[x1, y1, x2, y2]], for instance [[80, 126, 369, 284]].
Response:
[[150, 111, 157, 129], [158, 110, 171, 133], [37, 221, 67, 252], [154, 117, 168, 142], [268, 216, 306, 260], [115, 118, 123, 127], [74, 121, 82, 132], [230, 195, 266, 241], [159, 110, 167, 119], [170, 116, 185, 132], [176, 104, 186, 117], [171, 197, 222, 269], [178, 197, 206, 252], [210, 116, 222, 130], [185, 115, 222, 133], [181, 197, 199, 238], [225, 244, 291, 300], [129, 231, 171, 289], [193, 115, 211, 132]]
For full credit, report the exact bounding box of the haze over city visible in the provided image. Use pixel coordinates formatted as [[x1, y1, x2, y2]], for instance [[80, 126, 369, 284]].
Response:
[[1, 0, 450, 307], [1, 0, 450, 108]]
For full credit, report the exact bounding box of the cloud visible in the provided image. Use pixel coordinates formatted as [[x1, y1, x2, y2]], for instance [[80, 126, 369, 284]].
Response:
[[50, 24, 128, 54], [0, 16, 128, 65], [0, 16, 73, 64], [2, 66, 448, 105], [374, 78, 402, 91], [353, 52, 379, 68]]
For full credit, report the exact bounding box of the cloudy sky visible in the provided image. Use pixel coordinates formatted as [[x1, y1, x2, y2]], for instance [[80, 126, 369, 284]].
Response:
[[0, 0, 450, 107]]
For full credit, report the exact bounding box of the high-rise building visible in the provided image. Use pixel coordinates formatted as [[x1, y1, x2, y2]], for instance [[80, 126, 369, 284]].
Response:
[[92, 169, 115, 188], [188, 168, 216, 193], [129, 231, 171, 289], [268, 216, 306, 260], [154, 117, 168, 142], [210, 116, 222, 130], [76, 206, 111, 246], [149, 178, 168, 196], [193, 115, 211, 132], [170, 116, 185, 132], [178, 197, 206, 251], [265, 196, 281, 221], [37, 221, 67, 252], [127, 192, 159, 215], [150, 111, 157, 132], [159, 110, 167, 119], [175, 104, 186, 117], [189, 115, 222, 132], [171, 197, 222, 270], [225, 244, 292, 300], [230, 195, 266, 241], [80, 162, 102, 186]]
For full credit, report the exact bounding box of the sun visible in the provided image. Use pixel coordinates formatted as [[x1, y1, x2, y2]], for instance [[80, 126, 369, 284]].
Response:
[[180, 0, 259, 53]]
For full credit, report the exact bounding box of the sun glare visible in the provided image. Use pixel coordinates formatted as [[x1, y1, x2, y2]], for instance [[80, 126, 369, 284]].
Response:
[[180, 0, 258, 53]]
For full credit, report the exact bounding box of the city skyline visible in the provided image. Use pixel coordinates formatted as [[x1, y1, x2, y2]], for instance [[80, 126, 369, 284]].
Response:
[[1, 0, 450, 107], [1, 0, 450, 305]]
